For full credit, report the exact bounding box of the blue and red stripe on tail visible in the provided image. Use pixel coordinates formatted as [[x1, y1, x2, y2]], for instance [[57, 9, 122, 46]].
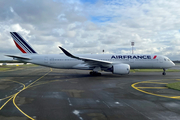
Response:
[[10, 32, 37, 54]]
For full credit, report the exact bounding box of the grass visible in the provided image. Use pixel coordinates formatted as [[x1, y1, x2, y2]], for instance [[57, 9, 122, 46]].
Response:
[[0, 67, 11, 71], [166, 82, 180, 91], [0, 64, 37, 71]]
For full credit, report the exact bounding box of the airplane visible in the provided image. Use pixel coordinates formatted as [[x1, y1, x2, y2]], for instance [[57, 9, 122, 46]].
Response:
[[6, 32, 175, 76]]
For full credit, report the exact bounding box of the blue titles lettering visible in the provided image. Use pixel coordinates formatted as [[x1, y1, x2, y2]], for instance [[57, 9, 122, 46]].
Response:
[[111, 55, 151, 59]]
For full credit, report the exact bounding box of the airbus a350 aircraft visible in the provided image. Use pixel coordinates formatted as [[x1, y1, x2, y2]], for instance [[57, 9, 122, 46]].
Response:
[[6, 32, 175, 75]]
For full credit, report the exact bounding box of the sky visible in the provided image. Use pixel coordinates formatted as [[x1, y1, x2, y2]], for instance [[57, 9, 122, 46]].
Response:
[[1, 0, 180, 60]]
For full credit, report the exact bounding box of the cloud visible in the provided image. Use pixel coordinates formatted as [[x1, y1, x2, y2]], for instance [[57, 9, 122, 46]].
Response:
[[0, 0, 180, 60]]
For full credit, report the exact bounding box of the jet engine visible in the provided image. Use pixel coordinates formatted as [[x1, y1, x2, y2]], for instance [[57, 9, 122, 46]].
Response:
[[112, 64, 130, 75]]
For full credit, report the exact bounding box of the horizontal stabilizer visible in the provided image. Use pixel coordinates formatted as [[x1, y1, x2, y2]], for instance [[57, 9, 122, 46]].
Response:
[[5, 55, 31, 60]]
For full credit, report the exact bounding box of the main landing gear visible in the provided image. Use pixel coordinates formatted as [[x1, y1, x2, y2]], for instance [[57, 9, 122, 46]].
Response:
[[89, 71, 101, 76], [162, 68, 166, 75], [90, 67, 102, 76]]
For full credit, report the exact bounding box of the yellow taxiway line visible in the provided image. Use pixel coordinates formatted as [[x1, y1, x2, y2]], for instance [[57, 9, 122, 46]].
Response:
[[0, 96, 14, 110], [13, 68, 52, 120], [0, 80, 26, 110], [132, 79, 180, 100], [136, 87, 168, 89], [0, 68, 52, 120], [139, 81, 168, 84]]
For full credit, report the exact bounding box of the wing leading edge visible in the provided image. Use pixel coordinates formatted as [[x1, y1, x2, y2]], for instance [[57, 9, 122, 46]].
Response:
[[59, 47, 112, 68]]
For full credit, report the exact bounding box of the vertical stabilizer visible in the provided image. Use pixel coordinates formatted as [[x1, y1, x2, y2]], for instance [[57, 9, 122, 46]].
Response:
[[10, 32, 37, 54]]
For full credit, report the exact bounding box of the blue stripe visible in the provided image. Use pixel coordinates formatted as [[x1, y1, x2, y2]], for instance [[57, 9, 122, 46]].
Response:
[[12, 32, 37, 53], [11, 33, 32, 53]]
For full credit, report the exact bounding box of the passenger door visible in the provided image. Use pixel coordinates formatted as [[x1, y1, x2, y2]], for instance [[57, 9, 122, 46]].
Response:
[[44, 57, 48, 64]]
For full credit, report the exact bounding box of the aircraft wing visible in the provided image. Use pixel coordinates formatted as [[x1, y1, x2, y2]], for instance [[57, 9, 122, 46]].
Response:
[[59, 47, 112, 67], [5, 55, 31, 60]]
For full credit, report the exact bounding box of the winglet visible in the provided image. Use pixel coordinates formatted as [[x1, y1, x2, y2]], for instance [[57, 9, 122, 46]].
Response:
[[59, 46, 79, 59]]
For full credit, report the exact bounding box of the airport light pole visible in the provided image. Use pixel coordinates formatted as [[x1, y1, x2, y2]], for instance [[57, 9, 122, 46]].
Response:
[[131, 42, 134, 54]]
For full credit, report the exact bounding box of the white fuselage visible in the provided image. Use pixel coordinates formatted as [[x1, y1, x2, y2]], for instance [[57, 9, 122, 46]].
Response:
[[9, 32, 175, 75], [20, 54, 175, 72]]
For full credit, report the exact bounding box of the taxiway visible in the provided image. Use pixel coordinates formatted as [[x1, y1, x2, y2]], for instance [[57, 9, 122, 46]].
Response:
[[0, 66, 180, 120]]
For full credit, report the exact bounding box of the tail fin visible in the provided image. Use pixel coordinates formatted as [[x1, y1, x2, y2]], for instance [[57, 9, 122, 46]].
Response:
[[10, 32, 37, 54]]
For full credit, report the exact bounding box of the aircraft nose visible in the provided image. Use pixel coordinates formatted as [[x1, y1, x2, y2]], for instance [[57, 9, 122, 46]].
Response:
[[171, 61, 175, 67]]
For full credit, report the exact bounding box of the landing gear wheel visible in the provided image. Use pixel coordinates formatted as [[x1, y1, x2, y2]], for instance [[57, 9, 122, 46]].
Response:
[[89, 71, 101, 76], [162, 72, 166, 75], [97, 72, 101, 76], [162, 68, 166, 75], [90, 71, 93, 75]]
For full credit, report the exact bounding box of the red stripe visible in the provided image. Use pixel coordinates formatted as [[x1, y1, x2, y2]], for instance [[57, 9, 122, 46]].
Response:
[[153, 55, 157, 59], [14, 40, 27, 53]]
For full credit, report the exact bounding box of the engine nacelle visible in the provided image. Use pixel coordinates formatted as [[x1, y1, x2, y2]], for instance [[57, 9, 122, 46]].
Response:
[[112, 64, 130, 75]]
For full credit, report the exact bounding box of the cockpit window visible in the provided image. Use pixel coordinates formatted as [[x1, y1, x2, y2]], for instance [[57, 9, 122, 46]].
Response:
[[165, 58, 171, 61]]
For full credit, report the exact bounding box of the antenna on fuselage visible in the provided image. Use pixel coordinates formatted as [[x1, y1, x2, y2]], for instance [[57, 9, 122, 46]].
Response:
[[131, 42, 134, 54], [102, 50, 104, 54]]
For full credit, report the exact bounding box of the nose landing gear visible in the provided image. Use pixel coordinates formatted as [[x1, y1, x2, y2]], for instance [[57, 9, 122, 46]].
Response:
[[162, 68, 166, 75]]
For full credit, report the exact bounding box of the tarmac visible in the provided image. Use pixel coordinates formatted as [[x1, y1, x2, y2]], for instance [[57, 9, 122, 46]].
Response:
[[0, 66, 180, 120]]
